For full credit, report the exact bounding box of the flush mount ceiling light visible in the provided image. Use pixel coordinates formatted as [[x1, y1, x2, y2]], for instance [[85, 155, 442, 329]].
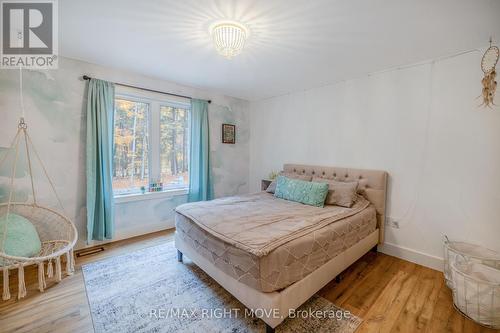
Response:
[[210, 21, 248, 59]]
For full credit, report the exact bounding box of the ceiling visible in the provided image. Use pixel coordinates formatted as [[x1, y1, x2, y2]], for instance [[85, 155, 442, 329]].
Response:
[[60, 0, 500, 101]]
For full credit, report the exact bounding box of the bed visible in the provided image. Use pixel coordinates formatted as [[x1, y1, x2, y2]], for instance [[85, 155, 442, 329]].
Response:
[[174, 164, 387, 332]]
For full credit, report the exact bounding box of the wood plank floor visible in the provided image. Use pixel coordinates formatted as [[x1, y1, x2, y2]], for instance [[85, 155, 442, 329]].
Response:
[[0, 230, 497, 333]]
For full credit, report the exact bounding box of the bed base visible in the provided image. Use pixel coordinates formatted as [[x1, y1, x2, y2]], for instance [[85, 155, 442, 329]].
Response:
[[175, 229, 379, 329]]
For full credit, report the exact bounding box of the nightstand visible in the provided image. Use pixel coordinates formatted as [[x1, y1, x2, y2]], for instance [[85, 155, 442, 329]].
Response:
[[261, 179, 272, 191]]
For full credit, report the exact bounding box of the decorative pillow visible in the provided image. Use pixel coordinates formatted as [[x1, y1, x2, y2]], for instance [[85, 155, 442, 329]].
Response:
[[0, 213, 42, 259], [266, 172, 312, 193], [312, 177, 358, 208], [274, 176, 329, 207], [356, 178, 369, 194]]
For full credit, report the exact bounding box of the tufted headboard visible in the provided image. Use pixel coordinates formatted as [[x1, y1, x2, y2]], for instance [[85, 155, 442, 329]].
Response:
[[283, 164, 388, 243]]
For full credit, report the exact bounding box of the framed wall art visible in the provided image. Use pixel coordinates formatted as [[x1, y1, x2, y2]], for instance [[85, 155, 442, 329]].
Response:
[[222, 124, 236, 144]]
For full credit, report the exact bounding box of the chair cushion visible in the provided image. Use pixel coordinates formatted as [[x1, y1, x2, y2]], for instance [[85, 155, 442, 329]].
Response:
[[274, 176, 329, 207], [0, 213, 42, 259]]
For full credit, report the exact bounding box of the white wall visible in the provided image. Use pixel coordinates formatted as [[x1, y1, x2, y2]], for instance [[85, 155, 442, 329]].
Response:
[[0, 57, 250, 249], [249, 50, 500, 270]]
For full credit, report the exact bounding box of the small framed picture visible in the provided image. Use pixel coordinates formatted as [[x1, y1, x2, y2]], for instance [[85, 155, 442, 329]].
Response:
[[222, 124, 236, 144]]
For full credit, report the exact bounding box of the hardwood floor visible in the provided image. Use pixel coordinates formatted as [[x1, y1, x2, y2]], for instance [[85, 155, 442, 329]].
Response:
[[318, 251, 498, 333], [0, 229, 175, 333], [0, 230, 497, 333]]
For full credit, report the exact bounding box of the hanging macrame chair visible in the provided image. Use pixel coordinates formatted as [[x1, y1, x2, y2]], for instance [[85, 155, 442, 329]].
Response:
[[0, 117, 78, 300]]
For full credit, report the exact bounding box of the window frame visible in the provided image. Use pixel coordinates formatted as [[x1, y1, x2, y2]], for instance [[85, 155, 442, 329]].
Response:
[[113, 90, 191, 202]]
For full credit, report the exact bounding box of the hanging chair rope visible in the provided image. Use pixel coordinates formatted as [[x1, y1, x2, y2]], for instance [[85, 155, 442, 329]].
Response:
[[66, 249, 74, 275], [5, 130, 22, 216], [0, 129, 21, 170], [25, 131, 67, 216], [47, 259, 53, 278], [55, 256, 62, 282], [1, 130, 22, 253], [0, 129, 22, 253], [17, 263, 26, 299], [38, 262, 46, 292], [2, 268, 10, 301], [23, 128, 37, 205], [19, 67, 25, 119]]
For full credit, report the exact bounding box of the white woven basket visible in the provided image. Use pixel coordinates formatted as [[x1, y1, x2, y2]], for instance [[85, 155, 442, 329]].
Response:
[[451, 259, 500, 329], [443, 237, 500, 289]]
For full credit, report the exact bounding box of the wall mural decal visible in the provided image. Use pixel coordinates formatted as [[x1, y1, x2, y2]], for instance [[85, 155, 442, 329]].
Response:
[[480, 38, 498, 108]]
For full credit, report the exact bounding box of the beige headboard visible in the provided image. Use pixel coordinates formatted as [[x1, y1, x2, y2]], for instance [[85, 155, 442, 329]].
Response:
[[283, 164, 388, 243]]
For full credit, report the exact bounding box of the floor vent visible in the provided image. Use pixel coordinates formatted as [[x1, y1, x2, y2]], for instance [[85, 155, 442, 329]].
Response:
[[76, 247, 105, 257]]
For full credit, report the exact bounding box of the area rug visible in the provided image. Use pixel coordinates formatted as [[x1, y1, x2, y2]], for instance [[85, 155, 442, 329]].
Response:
[[82, 242, 362, 333]]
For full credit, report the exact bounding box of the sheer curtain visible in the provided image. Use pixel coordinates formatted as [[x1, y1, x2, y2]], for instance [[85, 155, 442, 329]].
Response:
[[86, 78, 115, 241], [187, 99, 213, 202]]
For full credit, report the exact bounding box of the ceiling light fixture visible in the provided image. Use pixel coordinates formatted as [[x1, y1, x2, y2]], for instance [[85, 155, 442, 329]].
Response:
[[210, 21, 248, 59]]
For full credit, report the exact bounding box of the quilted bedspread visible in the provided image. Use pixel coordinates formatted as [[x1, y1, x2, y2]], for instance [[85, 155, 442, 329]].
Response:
[[175, 192, 370, 257]]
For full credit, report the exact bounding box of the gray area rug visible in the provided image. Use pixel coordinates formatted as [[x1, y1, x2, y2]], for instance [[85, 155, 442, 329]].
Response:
[[82, 242, 362, 333]]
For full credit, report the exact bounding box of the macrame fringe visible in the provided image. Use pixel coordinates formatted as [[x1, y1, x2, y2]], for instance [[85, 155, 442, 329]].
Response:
[[66, 250, 74, 275], [2, 268, 10, 301], [17, 264, 26, 299], [47, 260, 53, 278], [38, 262, 46, 292], [55, 256, 62, 282]]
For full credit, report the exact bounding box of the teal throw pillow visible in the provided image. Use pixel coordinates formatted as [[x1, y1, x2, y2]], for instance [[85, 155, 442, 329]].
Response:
[[274, 176, 329, 207], [0, 213, 42, 260]]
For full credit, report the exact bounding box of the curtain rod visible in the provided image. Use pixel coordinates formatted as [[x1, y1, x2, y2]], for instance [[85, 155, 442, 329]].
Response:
[[82, 75, 211, 104]]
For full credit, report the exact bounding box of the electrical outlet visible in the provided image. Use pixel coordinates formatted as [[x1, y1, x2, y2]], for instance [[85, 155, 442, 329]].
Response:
[[385, 217, 400, 229]]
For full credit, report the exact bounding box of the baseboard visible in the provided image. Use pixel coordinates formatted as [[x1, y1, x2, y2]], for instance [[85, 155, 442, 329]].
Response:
[[378, 242, 444, 272], [76, 219, 175, 250]]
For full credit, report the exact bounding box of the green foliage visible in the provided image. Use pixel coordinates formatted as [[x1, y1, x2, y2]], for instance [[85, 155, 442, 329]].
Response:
[[113, 99, 149, 190], [268, 170, 279, 180], [159, 106, 189, 178]]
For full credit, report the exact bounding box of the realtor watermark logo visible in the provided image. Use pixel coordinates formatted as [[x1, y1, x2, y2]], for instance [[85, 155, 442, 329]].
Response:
[[149, 307, 353, 321], [1, 0, 58, 68]]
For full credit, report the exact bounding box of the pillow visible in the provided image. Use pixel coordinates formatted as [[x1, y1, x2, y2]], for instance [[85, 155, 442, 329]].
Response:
[[312, 177, 358, 208], [0, 213, 42, 259], [266, 172, 312, 193], [274, 176, 329, 207]]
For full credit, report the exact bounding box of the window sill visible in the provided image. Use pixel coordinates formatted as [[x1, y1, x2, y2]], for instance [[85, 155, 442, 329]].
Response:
[[114, 188, 188, 204]]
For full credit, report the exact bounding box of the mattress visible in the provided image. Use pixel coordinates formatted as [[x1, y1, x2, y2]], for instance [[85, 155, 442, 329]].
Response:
[[175, 193, 377, 292]]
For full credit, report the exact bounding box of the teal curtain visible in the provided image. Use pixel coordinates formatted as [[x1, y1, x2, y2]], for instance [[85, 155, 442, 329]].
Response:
[[188, 99, 213, 202], [86, 79, 115, 241]]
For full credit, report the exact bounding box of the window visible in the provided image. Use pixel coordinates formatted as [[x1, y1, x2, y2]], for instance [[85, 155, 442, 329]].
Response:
[[112, 95, 190, 196], [113, 99, 150, 195], [160, 105, 189, 190]]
